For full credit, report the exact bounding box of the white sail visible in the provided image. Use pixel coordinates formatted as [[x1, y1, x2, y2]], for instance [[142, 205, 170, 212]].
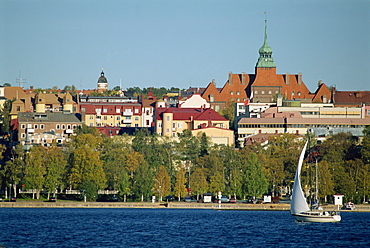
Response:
[[290, 141, 310, 215]]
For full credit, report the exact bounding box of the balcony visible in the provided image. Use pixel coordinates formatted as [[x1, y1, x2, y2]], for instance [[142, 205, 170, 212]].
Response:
[[65, 129, 74, 134], [122, 118, 132, 124]]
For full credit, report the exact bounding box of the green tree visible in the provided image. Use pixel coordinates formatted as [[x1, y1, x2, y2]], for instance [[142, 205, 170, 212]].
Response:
[[173, 167, 187, 201], [362, 126, 370, 164], [189, 167, 208, 200], [68, 134, 106, 198], [74, 124, 100, 136], [2, 145, 24, 198], [219, 100, 235, 129], [242, 153, 268, 199], [154, 165, 171, 201], [24, 146, 46, 199], [43, 143, 67, 198], [317, 161, 335, 202], [0, 99, 14, 136], [101, 138, 130, 201], [357, 163, 370, 203], [132, 162, 154, 201]]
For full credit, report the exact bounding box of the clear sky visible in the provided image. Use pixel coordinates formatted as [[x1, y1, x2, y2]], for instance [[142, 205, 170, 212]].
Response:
[[1, 0, 369, 92]]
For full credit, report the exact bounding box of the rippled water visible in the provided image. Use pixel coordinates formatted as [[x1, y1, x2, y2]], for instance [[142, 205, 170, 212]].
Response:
[[0, 208, 369, 247]]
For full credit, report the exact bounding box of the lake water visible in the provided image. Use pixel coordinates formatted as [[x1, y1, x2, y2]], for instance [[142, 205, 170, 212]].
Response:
[[0, 208, 369, 247]]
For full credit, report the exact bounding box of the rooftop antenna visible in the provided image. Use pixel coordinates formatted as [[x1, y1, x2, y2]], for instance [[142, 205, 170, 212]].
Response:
[[16, 70, 26, 88]]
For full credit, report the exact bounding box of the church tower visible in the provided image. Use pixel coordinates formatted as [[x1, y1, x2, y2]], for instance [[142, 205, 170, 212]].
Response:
[[256, 20, 276, 69], [97, 70, 108, 93]]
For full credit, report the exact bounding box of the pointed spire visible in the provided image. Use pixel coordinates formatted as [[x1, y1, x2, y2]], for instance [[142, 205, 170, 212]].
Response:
[[256, 16, 276, 68]]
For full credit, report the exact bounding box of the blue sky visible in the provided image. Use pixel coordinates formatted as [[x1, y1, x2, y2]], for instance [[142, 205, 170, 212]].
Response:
[[1, 0, 369, 92]]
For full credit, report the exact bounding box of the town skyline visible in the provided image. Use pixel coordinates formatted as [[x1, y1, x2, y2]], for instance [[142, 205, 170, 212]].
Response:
[[1, 1, 369, 92]]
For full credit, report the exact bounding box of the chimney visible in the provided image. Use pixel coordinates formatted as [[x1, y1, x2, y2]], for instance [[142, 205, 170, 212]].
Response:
[[318, 80, 323, 86], [212, 79, 216, 86], [298, 72, 302, 85], [285, 73, 290, 85], [228, 72, 233, 85], [242, 72, 246, 85]]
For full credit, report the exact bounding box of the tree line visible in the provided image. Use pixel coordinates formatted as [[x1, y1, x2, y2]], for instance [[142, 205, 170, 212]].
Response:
[[1, 125, 369, 203]]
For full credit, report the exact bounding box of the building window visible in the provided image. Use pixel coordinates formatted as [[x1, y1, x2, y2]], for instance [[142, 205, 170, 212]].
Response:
[[230, 91, 234, 95], [166, 128, 170, 133], [21, 124, 26, 129], [16, 106, 20, 111], [146, 120, 150, 126], [297, 92, 301, 96], [269, 91, 272, 94], [159, 122, 162, 128], [21, 133, 26, 138], [261, 91, 265, 94], [237, 98, 240, 102], [116, 116, 120, 120], [56, 124, 60, 129], [89, 115, 94, 120], [166, 116, 170, 121], [236, 91, 240, 95], [135, 124, 139, 127], [34, 124, 38, 129], [62, 124, 66, 130], [103, 116, 108, 120], [103, 109, 107, 113], [255, 91, 258, 94], [67, 125, 71, 129], [135, 116, 139, 121], [292, 91, 295, 96], [134, 109, 139, 114], [40, 124, 44, 129]]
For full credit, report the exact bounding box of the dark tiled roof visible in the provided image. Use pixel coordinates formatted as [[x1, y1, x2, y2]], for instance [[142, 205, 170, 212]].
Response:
[[334, 91, 370, 106], [18, 112, 82, 123]]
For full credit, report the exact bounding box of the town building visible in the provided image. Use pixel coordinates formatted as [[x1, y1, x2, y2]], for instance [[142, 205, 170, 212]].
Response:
[[17, 112, 82, 146], [201, 20, 331, 112]]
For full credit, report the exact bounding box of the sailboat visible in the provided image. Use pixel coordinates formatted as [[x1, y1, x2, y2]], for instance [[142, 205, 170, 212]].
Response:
[[290, 141, 341, 222]]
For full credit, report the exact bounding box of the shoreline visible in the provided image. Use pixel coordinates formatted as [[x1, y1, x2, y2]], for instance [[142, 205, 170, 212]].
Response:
[[1, 201, 370, 212]]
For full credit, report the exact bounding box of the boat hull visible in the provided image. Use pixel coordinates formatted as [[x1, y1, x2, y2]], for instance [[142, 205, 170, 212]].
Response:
[[292, 212, 341, 222]]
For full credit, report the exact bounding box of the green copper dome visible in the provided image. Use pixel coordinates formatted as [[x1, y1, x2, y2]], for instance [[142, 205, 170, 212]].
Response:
[[256, 20, 276, 68]]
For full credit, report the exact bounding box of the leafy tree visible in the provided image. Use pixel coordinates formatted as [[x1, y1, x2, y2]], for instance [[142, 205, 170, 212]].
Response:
[[101, 138, 131, 201], [189, 167, 208, 200], [357, 163, 370, 203], [24, 146, 46, 199], [0, 99, 14, 136], [362, 126, 370, 164], [317, 161, 335, 202], [68, 134, 106, 197], [154, 165, 171, 201], [198, 132, 210, 157], [43, 143, 68, 198], [132, 162, 154, 201], [1, 145, 24, 198], [219, 99, 235, 129], [242, 153, 268, 199], [74, 124, 100, 136], [173, 167, 187, 201]]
